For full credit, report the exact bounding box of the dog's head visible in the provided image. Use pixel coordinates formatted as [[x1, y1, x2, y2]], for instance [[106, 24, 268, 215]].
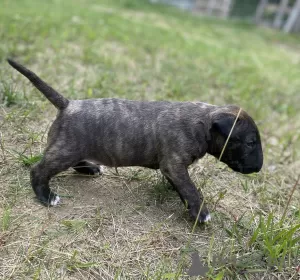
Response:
[[208, 106, 263, 174]]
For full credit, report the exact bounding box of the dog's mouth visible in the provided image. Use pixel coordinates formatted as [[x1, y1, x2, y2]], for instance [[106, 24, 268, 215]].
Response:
[[229, 163, 243, 173], [230, 163, 261, 174]]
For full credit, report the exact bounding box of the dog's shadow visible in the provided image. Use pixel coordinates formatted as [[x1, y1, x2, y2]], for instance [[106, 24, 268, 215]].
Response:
[[48, 167, 187, 226]]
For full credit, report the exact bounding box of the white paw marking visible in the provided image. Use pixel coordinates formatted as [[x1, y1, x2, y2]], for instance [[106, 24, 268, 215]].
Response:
[[50, 195, 60, 206], [98, 165, 104, 175], [203, 214, 211, 223]]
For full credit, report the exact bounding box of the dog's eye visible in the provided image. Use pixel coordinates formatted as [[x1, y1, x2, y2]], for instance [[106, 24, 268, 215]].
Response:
[[246, 141, 255, 147]]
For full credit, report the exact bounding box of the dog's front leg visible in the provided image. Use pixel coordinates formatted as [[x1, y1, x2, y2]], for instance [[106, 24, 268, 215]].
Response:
[[160, 163, 210, 223]]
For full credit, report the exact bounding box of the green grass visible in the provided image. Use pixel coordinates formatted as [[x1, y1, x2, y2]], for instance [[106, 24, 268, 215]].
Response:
[[0, 0, 299, 279], [248, 213, 300, 270]]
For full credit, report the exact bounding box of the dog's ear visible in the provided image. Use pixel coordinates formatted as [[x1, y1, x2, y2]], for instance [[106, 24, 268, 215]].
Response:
[[212, 115, 237, 137]]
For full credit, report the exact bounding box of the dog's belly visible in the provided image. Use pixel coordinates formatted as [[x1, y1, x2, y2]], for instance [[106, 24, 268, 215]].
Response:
[[89, 134, 159, 167], [87, 155, 160, 169], [83, 122, 159, 167], [85, 148, 159, 168]]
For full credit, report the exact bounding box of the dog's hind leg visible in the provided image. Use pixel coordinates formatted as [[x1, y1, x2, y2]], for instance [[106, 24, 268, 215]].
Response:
[[73, 161, 103, 175], [31, 150, 80, 206], [160, 163, 210, 223]]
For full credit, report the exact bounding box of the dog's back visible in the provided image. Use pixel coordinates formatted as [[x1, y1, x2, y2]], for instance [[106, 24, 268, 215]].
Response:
[[51, 98, 210, 168]]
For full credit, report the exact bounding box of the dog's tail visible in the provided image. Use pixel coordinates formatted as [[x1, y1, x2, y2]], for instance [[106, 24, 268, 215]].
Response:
[[7, 58, 69, 110]]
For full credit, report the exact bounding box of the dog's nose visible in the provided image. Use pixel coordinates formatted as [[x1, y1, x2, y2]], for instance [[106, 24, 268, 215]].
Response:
[[249, 163, 262, 173], [239, 165, 261, 174], [254, 166, 261, 173]]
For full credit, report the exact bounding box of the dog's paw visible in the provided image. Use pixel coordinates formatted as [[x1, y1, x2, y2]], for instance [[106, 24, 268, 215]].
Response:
[[196, 212, 211, 224], [73, 163, 104, 176], [50, 195, 60, 206], [201, 213, 211, 223], [98, 165, 104, 175], [37, 191, 60, 207], [190, 205, 211, 224], [87, 165, 104, 175]]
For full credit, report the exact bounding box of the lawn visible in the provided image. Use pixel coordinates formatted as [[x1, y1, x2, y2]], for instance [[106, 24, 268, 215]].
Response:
[[0, 0, 299, 279]]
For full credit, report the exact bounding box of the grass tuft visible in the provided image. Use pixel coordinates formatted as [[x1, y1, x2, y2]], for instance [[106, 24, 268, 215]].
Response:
[[0, 80, 20, 107], [1, 207, 11, 232]]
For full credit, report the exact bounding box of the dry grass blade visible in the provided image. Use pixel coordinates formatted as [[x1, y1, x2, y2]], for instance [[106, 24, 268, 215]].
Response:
[[218, 107, 242, 162]]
